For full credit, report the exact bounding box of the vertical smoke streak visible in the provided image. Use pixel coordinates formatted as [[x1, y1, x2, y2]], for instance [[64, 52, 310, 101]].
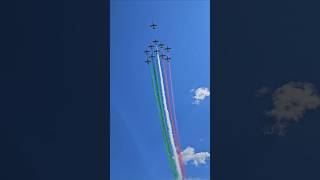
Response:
[[149, 62, 178, 178], [161, 60, 177, 143], [156, 48, 183, 180], [164, 61, 185, 177]]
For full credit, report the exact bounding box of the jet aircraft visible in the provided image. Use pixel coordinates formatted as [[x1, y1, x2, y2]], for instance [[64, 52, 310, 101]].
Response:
[[159, 43, 165, 48], [145, 59, 151, 64], [164, 46, 171, 52], [160, 54, 166, 59], [150, 23, 157, 29]]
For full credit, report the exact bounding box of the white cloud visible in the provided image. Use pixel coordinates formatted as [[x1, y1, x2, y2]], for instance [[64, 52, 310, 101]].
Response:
[[267, 82, 320, 121], [192, 87, 210, 105], [182, 146, 210, 167], [262, 82, 320, 136]]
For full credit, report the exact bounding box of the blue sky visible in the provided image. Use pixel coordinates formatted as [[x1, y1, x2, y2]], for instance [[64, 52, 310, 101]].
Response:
[[110, 0, 210, 179]]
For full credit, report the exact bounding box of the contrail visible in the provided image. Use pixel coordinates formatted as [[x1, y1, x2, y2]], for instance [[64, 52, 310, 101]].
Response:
[[149, 61, 178, 178], [161, 60, 177, 143], [163, 60, 185, 177], [168, 60, 185, 175], [156, 48, 183, 180]]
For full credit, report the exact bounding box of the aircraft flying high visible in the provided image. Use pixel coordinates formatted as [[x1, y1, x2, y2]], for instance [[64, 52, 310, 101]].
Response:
[[164, 46, 172, 52], [144, 50, 150, 54], [165, 57, 171, 62], [150, 23, 157, 29], [145, 59, 151, 64], [160, 54, 166, 59], [148, 45, 155, 49], [159, 43, 165, 48]]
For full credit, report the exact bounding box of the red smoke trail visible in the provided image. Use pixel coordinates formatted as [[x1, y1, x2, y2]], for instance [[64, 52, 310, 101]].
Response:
[[161, 60, 177, 146], [162, 59, 185, 179], [167, 61, 186, 178]]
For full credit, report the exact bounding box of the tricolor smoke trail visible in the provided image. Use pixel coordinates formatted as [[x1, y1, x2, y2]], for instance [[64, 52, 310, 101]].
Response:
[[149, 61, 178, 177], [145, 36, 185, 179], [163, 56, 185, 177], [156, 48, 183, 179]]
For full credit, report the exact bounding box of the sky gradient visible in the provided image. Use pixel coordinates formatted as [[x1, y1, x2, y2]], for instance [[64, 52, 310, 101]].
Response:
[[110, 0, 210, 179]]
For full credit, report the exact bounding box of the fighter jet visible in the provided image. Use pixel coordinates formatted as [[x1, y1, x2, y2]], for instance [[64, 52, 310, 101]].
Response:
[[144, 50, 150, 54], [159, 43, 165, 48], [164, 46, 171, 52], [165, 57, 171, 62], [154, 50, 160, 54], [150, 55, 155, 59], [160, 54, 166, 59], [145, 59, 151, 64], [150, 23, 157, 29], [148, 45, 155, 49], [152, 40, 159, 44]]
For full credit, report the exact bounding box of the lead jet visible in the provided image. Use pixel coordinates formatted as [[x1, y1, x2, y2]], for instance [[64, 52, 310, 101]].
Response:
[[150, 23, 157, 29], [152, 40, 159, 44], [164, 46, 171, 52]]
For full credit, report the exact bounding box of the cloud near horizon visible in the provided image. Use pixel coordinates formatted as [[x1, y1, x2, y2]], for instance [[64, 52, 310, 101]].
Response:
[[182, 146, 210, 167]]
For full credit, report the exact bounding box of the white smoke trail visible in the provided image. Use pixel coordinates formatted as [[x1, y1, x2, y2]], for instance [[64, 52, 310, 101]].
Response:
[[156, 47, 183, 180]]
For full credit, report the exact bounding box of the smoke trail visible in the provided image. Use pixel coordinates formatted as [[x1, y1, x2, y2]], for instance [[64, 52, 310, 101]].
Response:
[[168, 62, 179, 133], [156, 49, 183, 180], [152, 54, 170, 135], [163, 61, 186, 177], [149, 61, 178, 178], [161, 60, 176, 142]]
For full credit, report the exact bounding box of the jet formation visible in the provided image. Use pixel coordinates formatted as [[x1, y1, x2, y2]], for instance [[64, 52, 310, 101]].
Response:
[[144, 23, 172, 64], [144, 22, 185, 180]]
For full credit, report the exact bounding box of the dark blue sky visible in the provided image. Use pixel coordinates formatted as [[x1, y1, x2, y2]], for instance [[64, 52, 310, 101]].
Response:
[[3, 0, 107, 179], [213, 0, 320, 179]]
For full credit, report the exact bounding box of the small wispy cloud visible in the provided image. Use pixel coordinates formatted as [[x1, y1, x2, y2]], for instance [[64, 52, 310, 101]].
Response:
[[191, 87, 210, 105], [182, 146, 210, 167], [255, 86, 272, 97]]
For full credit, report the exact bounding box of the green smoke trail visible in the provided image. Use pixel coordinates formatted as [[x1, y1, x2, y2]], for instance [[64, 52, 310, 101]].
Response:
[[148, 62, 178, 179]]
